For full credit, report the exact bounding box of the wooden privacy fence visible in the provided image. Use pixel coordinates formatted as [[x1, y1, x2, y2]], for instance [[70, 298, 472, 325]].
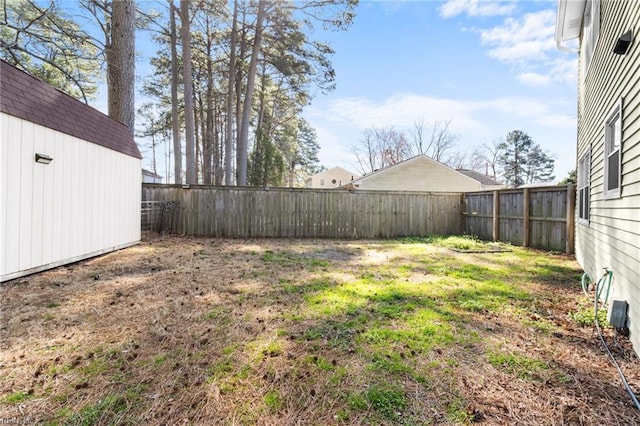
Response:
[[463, 185, 575, 253], [142, 184, 463, 239]]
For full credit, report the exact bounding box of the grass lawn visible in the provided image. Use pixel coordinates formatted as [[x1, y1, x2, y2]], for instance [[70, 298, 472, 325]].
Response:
[[1, 235, 639, 424]]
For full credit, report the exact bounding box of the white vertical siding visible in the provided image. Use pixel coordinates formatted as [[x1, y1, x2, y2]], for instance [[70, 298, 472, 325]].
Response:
[[51, 130, 65, 264], [1, 114, 141, 282], [0, 113, 9, 275], [31, 122, 45, 267], [41, 123, 56, 266], [3, 115, 20, 274], [575, 1, 640, 354], [18, 119, 34, 272]]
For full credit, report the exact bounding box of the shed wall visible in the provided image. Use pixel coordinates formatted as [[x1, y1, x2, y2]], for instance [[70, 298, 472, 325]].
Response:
[[1, 113, 141, 282]]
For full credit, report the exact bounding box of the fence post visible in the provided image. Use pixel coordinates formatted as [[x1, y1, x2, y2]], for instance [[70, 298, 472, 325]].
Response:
[[522, 188, 530, 248], [460, 193, 466, 235], [492, 190, 500, 242], [566, 184, 576, 254]]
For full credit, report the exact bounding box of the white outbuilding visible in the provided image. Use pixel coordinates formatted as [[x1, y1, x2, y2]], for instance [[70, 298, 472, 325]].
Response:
[[1, 61, 142, 282]]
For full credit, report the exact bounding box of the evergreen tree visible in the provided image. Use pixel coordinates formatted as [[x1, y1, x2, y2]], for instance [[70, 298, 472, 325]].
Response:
[[560, 169, 577, 185], [525, 144, 555, 184], [248, 131, 285, 186], [296, 119, 322, 176], [140, 0, 356, 185], [0, 0, 100, 102], [498, 130, 555, 187]]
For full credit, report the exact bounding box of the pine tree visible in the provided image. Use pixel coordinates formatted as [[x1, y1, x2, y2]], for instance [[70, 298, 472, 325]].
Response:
[[498, 130, 555, 187], [1, 0, 100, 102], [525, 145, 555, 184]]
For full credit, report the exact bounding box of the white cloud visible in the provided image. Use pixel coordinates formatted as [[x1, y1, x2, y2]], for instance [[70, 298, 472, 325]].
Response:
[[513, 60, 577, 87], [548, 58, 578, 85], [306, 92, 577, 178], [517, 72, 551, 86], [480, 96, 575, 128], [320, 93, 574, 131], [468, 9, 579, 88], [439, 0, 516, 18], [479, 10, 556, 63], [323, 94, 485, 133]]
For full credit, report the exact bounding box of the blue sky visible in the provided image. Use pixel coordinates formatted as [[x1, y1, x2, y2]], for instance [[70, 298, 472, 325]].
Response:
[[303, 0, 578, 181], [78, 0, 577, 182]]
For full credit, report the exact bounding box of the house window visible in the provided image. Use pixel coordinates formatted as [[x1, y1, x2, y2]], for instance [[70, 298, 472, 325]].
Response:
[[604, 99, 622, 198], [578, 150, 590, 223], [582, 0, 600, 79], [320, 179, 325, 186]]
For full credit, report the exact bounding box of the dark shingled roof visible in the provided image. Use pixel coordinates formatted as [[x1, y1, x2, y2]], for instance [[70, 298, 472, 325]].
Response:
[[0, 60, 141, 159], [456, 169, 502, 185]]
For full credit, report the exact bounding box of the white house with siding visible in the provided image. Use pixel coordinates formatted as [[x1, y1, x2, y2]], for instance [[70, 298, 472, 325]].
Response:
[[344, 155, 503, 192], [142, 168, 163, 183], [305, 166, 360, 189], [556, 0, 640, 354], [0, 61, 142, 282]]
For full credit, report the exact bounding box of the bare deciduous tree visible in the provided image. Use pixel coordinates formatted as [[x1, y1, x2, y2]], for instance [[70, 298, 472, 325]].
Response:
[[353, 126, 411, 174], [470, 139, 504, 180], [410, 118, 459, 163], [354, 119, 461, 174], [447, 151, 470, 170], [427, 119, 457, 162]]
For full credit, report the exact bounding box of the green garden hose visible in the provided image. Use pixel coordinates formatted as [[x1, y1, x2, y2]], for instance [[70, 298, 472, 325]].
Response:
[[592, 268, 640, 410]]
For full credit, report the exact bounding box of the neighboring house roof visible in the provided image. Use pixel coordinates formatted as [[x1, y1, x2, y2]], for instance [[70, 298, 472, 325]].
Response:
[[305, 166, 360, 183], [0, 60, 141, 159], [455, 169, 502, 186], [345, 155, 502, 190], [142, 169, 162, 179]]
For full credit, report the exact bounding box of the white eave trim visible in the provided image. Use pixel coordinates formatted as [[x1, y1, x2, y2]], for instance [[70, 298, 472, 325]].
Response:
[[555, 0, 587, 51]]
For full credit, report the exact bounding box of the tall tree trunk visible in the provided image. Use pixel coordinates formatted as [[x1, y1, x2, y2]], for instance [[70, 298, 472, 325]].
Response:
[[170, 0, 182, 184], [213, 101, 222, 185], [181, 0, 196, 184], [250, 63, 268, 185], [237, 0, 267, 186], [203, 15, 214, 185], [194, 91, 201, 183], [107, 0, 135, 133], [151, 127, 157, 175], [225, 0, 239, 186], [234, 10, 248, 181]]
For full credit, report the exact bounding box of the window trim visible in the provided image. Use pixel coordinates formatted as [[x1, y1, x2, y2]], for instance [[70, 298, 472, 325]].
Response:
[[577, 149, 591, 225], [603, 98, 623, 199], [582, 0, 600, 80]]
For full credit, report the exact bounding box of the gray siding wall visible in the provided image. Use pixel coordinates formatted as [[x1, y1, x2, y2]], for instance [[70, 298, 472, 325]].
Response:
[[576, 0, 640, 354]]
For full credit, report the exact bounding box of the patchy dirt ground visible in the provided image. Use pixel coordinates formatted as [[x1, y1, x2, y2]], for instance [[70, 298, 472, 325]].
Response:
[[1, 234, 639, 425]]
